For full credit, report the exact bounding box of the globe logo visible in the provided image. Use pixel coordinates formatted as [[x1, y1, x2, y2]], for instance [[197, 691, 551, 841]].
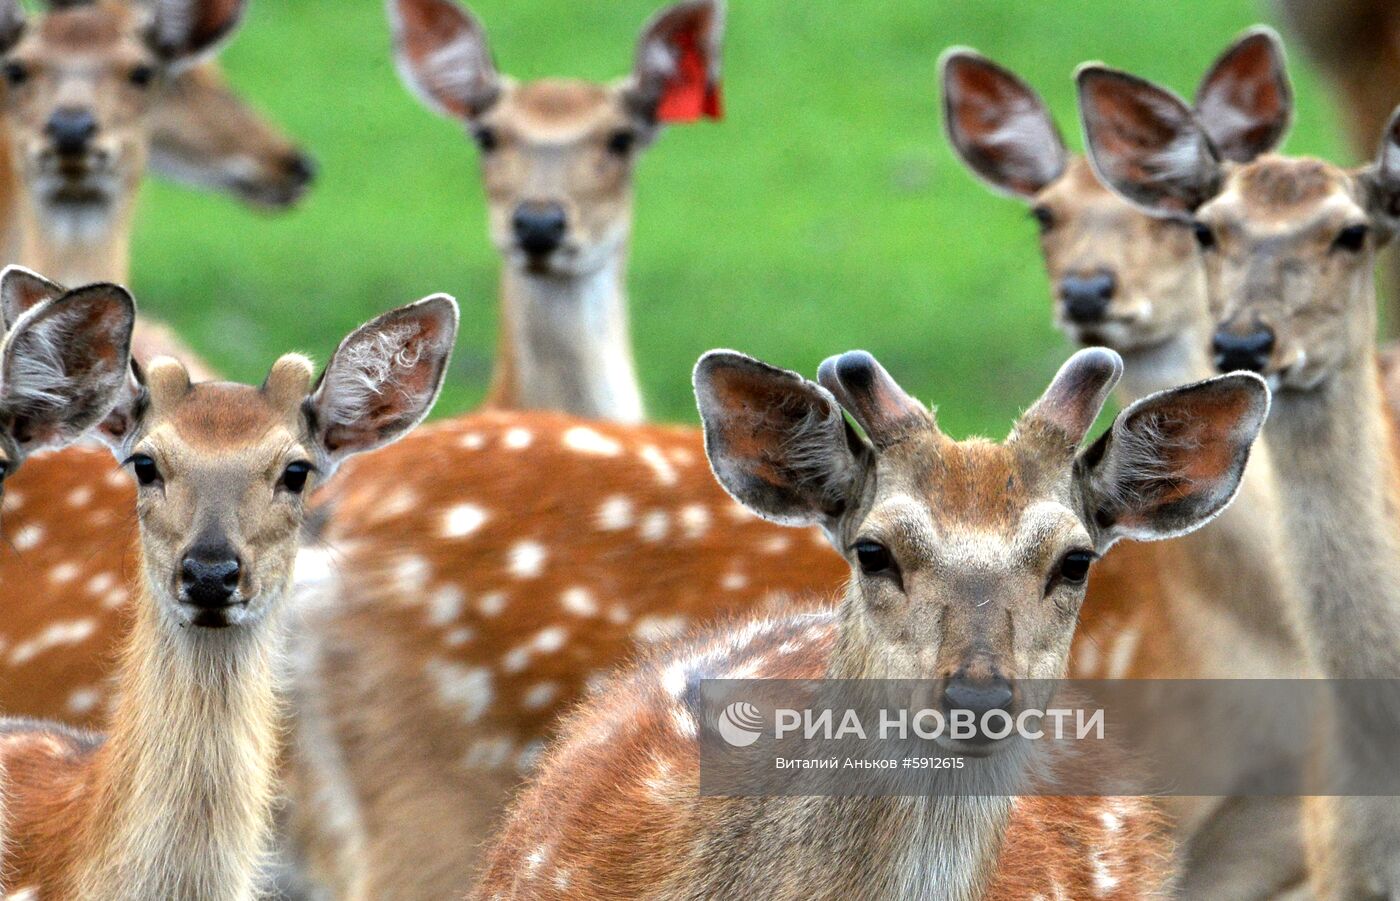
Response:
[[717, 701, 764, 747]]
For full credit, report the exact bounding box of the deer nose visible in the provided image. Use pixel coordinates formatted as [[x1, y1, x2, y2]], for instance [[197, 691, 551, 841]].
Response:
[[180, 547, 242, 608], [1212, 325, 1275, 374], [1060, 272, 1115, 324], [512, 201, 567, 256], [943, 670, 1014, 720], [283, 152, 316, 187], [45, 107, 98, 156]]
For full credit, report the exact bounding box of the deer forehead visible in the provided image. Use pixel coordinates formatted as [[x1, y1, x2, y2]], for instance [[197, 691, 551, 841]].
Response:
[[492, 79, 623, 142], [1208, 157, 1362, 230], [31, 3, 142, 55], [867, 492, 1082, 571], [143, 384, 307, 457]]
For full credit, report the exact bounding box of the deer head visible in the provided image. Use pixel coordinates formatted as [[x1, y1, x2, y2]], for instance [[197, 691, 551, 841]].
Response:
[[93, 294, 458, 630], [941, 29, 1291, 354], [389, 0, 723, 277], [696, 347, 1268, 752], [1077, 43, 1390, 390]]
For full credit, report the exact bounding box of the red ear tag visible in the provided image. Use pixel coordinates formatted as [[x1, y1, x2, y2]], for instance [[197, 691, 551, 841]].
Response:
[[655, 28, 722, 123]]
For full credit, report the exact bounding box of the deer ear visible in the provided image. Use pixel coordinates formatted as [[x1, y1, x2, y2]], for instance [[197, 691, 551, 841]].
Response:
[[146, 0, 247, 69], [1077, 372, 1269, 549], [940, 49, 1067, 199], [0, 266, 65, 331], [310, 294, 459, 465], [389, 0, 500, 121], [1364, 105, 1400, 225], [624, 0, 724, 124], [0, 285, 136, 454], [1078, 65, 1222, 216], [695, 350, 870, 528], [1194, 27, 1292, 163], [0, 0, 24, 54]]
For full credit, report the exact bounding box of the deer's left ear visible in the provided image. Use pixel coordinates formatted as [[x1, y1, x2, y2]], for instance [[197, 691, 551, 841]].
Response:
[[1193, 27, 1292, 163], [0, 0, 24, 54], [146, 0, 248, 70], [309, 295, 459, 465], [1364, 105, 1400, 226], [624, 0, 724, 124], [1076, 372, 1269, 549]]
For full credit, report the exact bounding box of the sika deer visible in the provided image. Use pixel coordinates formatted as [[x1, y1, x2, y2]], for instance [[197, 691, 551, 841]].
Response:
[[943, 33, 1309, 898], [0, 292, 458, 899], [390, 0, 723, 422], [474, 347, 1269, 900], [1079, 63, 1400, 899]]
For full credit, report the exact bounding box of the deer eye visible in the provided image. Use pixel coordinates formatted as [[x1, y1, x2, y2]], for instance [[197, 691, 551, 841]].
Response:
[[280, 461, 313, 494], [1051, 549, 1095, 590], [854, 540, 894, 576], [1030, 205, 1054, 233], [1192, 221, 1216, 250], [472, 127, 499, 153], [127, 454, 162, 487], [1334, 224, 1369, 253], [607, 129, 637, 156], [0, 460, 10, 481], [3, 62, 29, 87], [128, 65, 155, 88]]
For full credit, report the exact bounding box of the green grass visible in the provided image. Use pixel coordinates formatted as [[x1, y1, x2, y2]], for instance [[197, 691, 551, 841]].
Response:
[[129, 0, 1348, 436]]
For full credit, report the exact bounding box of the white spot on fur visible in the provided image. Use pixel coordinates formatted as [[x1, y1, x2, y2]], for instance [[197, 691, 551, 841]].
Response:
[[563, 426, 622, 456], [634, 614, 687, 643], [426, 585, 465, 626], [721, 570, 748, 590], [460, 431, 486, 449], [66, 686, 101, 716], [86, 572, 116, 596], [763, 535, 792, 554], [509, 541, 547, 579], [394, 555, 431, 590], [671, 706, 698, 737], [12, 524, 42, 551], [679, 504, 710, 539], [102, 586, 130, 610], [104, 468, 127, 488], [478, 592, 507, 616], [597, 495, 634, 530], [424, 660, 493, 723], [67, 485, 93, 507], [464, 736, 515, 769], [444, 627, 475, 647], [49, 562, 80, 583], [503, 427, 533, 450], [637, 444, 678, 485], [534, 626, 567, 653], [667, 446, 696, 465], [639, 510, 670, 542], [443, 503, 488, 538], [10, 617, 96, 665], [561, 587, 598, 617], [1106, 627, 1140, 679], [518, 739, 546, 773], [522, 682, 559, 710], [607, 604, 631, 625]]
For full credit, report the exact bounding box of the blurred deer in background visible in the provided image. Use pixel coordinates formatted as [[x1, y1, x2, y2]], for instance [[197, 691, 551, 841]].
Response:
[[942, 31, 1309, 898], [391, 0, 723, 422], [1080, 60, 1400, 899], [0, 291, 458, 900], [475, 347, 1270, 901]]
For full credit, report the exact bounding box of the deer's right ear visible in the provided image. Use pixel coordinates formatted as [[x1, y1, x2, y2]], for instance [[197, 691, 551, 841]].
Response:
[[0, 285, 137, 454], [0, 266, 65, 331], [624, 0, 725, 124], [389, 0, 500, 120], [695, 351, 870, 528], [309, 294, 459, 465], [1078, 65, 1222, 216], [940, 49, 1067, 199], [0, 0, 24, 53], [1193, 27, 1292, 163], [1363, 105, 1400, 226]]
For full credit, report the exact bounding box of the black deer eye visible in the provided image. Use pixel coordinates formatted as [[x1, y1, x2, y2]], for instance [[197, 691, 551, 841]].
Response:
[[606, 129, 636, 156], [1030, 205, 1054, 233], [280, 461, 313, 494], [3, 61, 29, 87], [0, 459, 10, 481], [129, 65, 155, 88], [127, 454, 162, 487], [472, 127, 499, 153], [1192, 221, 1216, 250], [854, 541, 894, 575], [1334, 224, 1369, 253], [1053, 549, 1095, 588]]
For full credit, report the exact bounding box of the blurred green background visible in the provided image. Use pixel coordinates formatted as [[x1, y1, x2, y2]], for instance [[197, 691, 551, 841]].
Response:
[[130, 0, 1348, 435]]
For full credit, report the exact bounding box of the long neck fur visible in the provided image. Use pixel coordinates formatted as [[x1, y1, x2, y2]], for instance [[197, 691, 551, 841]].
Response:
[[484, 250, 644, 423], [66, 579, 284, 900], [1266, 344, 1400, 677], [15, 185, 134, 285]]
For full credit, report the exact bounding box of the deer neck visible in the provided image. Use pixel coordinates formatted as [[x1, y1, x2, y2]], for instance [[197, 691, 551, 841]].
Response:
[[14, 175, 135, 286], [1113, 326, 1211, 402], [486, 249, 644, 423], [0, 125, 21, 265], [1264, 344, 1400, 677], [69, 579, 283, 901]]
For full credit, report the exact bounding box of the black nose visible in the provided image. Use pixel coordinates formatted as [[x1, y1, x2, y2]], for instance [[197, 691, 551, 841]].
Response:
[[45, 107, 98, 156], [284, 152, 316, 186], [512, 201, 567, 256], [1060, 272, 1116, 324], [180, 547, 241, 608], [1212, 325, 1275, 373], [943, 672, 1014, 720]]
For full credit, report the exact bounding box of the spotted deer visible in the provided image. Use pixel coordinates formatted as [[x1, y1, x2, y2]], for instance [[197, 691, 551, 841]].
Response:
[[472, 347, 1269, 900], [1079, 63, 1400, 900], [390, 0, 723, 422], [942, 34, 1309, 898], [0, 0, 277, 377], [0, 292, 458, 899]]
